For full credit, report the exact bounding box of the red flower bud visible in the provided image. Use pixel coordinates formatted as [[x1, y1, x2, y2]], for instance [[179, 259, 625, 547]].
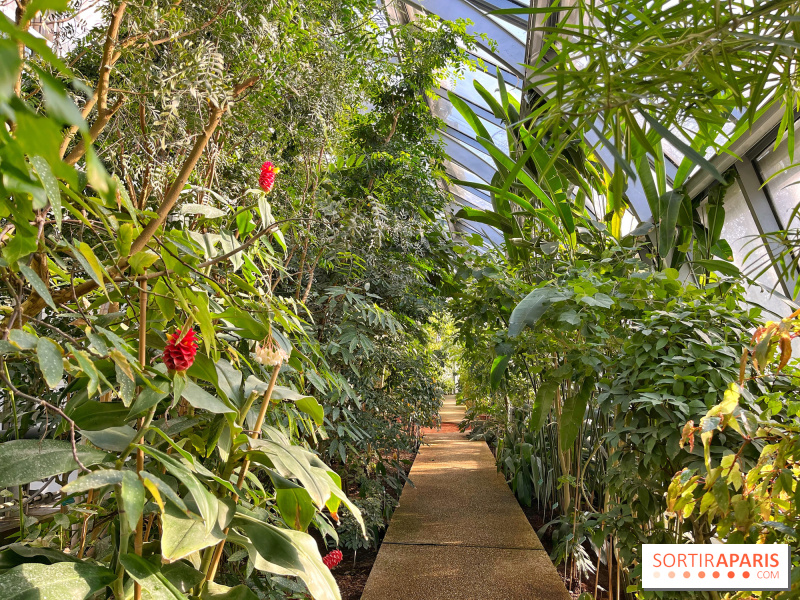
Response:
[[259, 161, 278, 193], [162, 329, 198, 372], [322, 549, 343, 569]]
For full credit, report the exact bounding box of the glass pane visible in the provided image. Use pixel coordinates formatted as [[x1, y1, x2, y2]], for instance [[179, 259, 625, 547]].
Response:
[[755, 120, 800, 229], [717, 180, 793, 318], [440, 67, 521, 109], [431, 96, 509, 153], [486, 15, 527, 43], [446, 181, 493, 211]]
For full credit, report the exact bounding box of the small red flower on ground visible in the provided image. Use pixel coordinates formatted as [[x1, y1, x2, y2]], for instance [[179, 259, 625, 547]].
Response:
[[259, 161, 278, 193], [322, 549, 343, 569], [163, 329, 198, 372]]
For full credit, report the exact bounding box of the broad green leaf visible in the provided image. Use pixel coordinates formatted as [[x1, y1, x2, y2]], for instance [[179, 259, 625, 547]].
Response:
[[232, 509, 341, 600], [62, 469, 125, 494], [119, 554, 188, 600], [694, 259, 741, 277], [9, 328, 38, 350], [182, 380, 236, 414], [36, 337, 63, 388], [560, 376, 594, 451], [0, 440, 109, 487], [161, 561, 205, 594], [271, 386, 323, 424], [121, 470, 146, 532], [710, 239, 733, 261], [153, 279, 176, 321], [36, 67, 86, 130], [69, 401, 129, 430], [116, 223, 134, 258], [114, 359, 136, 406], [81, 425, 137, 452], [447, 91, 491, 140], [180, 204, 226, 219], [490, 355, 509, 391], [295, 396, 324, 425], [69, 347, 100, 397], [129, 250, 159, 274], [141, 471, 189, 514], [201, 582, 259, 600], [0, 39, 21, 101], [85, 146, 115, 202], [270, 470, 316, 531], [220, 230, 244, 272], [0, 561, 115, 600], [248, 437, 331, 508], [0, 544, 83, 568], [657, 191, 684, 259], [531, 380, 558, 432], [310, 464, 365, 535], [632, 144, 659, 221], [508, 288, 573, 337], [74, 241, 105, 287], [128, 379, 170, 417], [161, 503, 227, 563], [139, 445, 219, 531], [187, 290, 214, 355], [453, 207, 514, 234], [29, 156, 62, 230]]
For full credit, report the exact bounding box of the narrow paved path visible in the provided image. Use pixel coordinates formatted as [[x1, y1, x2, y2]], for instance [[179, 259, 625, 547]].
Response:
[[361, 396, 571, 600]]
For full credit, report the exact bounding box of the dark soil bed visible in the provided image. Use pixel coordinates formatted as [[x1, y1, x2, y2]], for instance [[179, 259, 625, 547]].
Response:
[[517, 482, 612, 599], [331, 548, 379, 600], [330, 447, 417, 599]]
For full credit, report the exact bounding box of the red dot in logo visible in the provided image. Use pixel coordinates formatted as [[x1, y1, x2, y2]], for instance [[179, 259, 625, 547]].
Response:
[[699, 571, 706, 579], [683, 571, 691, 578], [668, 571, 676, 579], [743, 571, 750, 579], [728, 571, 735, 579], [713, 571, 720, 579]]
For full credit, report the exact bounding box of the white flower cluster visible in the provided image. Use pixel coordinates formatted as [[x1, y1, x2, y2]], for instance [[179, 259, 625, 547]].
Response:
[[254, 342, 288, 367]]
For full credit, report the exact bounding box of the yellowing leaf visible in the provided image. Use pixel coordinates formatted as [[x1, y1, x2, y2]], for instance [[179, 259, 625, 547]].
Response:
[[75, 242, 105, 286]]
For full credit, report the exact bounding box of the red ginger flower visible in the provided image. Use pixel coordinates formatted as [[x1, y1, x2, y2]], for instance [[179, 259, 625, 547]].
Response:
[[322, 549, 343, 569], [259, 161, 279, 193], [162, 329, 198, 372]]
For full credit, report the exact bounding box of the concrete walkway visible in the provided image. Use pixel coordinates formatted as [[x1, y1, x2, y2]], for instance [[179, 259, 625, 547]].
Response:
[[361, 396, 571, 600]]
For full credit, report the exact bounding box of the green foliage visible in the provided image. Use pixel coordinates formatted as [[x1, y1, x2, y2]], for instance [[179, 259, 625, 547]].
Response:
[[0, 2, 476, 599]]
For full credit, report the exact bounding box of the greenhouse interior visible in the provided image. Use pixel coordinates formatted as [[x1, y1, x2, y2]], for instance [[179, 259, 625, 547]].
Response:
[[1, 0, 800, 599]]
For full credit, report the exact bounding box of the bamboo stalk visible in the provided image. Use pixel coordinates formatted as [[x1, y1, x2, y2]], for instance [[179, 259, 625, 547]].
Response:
[[134, 282, 147, 600], [204, 362, 282, 584]]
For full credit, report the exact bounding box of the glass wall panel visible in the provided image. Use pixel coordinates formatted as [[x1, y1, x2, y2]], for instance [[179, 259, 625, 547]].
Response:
[[718, 180, 793, 318], [755, 120, 800, 229]]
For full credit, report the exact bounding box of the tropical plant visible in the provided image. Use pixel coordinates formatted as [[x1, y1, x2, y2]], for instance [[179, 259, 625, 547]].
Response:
[[0, 2, 478, 599]]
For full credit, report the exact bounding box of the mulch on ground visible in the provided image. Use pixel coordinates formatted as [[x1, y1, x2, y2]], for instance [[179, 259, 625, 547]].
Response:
[[420, 422, 461, 434]]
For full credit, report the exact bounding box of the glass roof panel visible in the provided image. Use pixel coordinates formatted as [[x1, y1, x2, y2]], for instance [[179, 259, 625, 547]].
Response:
[[446, 181, 493, 211], [430, 96, 509, 153], [439, 67, 521, 108], [441, 135, 497, 183]]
